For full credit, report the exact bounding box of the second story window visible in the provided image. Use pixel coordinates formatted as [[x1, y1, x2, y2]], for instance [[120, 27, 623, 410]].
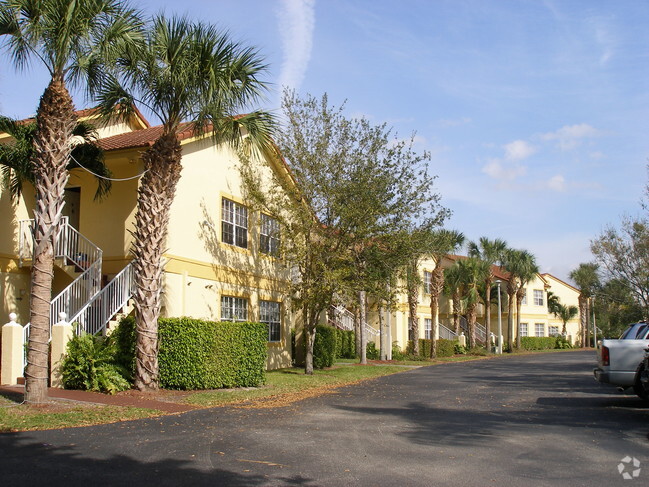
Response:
[[521, 288, 527, 305], [260, 214, 280, 255], [423, 271, 432, 294], [533, 289, 544, 306], [222, 198, 248, 249]]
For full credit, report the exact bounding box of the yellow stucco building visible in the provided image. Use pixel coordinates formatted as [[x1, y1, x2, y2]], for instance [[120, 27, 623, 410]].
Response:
[[0, 108, 293, 370]]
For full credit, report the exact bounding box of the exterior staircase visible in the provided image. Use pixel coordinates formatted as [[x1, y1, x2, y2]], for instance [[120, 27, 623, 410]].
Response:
[[459, 316, 487, 344], [18, 217, 135, 338], [328, 305, 379, 336]]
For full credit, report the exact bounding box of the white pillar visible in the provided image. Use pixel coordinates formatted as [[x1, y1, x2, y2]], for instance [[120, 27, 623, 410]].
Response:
[[50, 313, 73, 388], [1, 313, 24, 385], [458, 332, 467, 348]]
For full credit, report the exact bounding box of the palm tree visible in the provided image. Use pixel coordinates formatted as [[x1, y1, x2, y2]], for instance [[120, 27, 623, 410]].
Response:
[[0, 0, 143, 403], [569, 262, 600, 347], [553, 303, 579, 335], [428, 229, 465, 358], [502, 248, 538, 351], [443, 263, 463, 335], [0, 116, 112, 202], [96, 15, 275, 390], [467, 237, 507, 352], [455, 257, 489, 348], [546, 290, 561, 316]]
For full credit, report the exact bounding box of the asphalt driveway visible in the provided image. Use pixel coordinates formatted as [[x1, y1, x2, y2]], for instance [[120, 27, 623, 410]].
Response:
[[1, 350, 648, 486]]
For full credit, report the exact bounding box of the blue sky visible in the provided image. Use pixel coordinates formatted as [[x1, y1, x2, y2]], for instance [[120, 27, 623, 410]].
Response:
[[1, 0, 648, 283]]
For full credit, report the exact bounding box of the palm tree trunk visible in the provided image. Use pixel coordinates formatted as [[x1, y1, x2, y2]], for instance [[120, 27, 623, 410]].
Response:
[[578, 295, 588, 348], [408, 280, 419, 355], [515, 298, 523, 349], [467, 305, 477, 349], [429, 266, 444, 358], [506, 291, 516, 351], [484, 277, 492, 353], [132, 133, 182, 391], [452, 291, 461, 334], [25, 76, 75, 403]]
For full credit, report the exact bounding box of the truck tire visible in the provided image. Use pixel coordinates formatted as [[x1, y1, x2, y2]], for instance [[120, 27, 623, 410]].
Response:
[[633, 364, 649, 400]]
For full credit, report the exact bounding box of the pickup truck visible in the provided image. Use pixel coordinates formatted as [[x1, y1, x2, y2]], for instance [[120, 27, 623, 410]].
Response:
[[593, 322, 649, 399]]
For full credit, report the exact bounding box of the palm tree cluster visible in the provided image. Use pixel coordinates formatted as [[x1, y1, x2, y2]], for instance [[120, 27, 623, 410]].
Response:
[[0, 0, 274, 400]]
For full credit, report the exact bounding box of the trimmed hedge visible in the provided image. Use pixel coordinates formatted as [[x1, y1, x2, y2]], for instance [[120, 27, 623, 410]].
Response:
[[519, 336, 556, 351], [113, 316, 267, 390], [335, 329, 356, 359], [406, 338, 457, 358], [313, 324, 336, 368]]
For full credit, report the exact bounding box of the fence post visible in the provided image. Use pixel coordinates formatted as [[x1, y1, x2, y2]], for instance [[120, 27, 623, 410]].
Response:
[[1, 313, 24, 385], [50, 312, 73, 388]]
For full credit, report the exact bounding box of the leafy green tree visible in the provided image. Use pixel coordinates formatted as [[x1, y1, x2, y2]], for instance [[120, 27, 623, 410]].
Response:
[[0, 0, 143, 403], [502, 248, 538, 350], [96, 15, 275, 390], [552, 302, 578, 335], [241, 91, 448, 373], [546, 290, 561, 316], [454, 257, 490, 348], [592, 278, 644, 338], [443, 262, 464, 335], [467, 237, 507, 352], [0, 116, 111, 201], [569, 262, 600, 347]]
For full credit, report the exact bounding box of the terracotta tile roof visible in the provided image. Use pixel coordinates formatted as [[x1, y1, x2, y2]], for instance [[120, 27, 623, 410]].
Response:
[[97, 122, 194, 151], [446, 254, 511, 281]]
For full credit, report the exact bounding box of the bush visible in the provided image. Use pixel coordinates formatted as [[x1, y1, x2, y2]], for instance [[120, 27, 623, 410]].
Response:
[[61, 333, 131, 394], [313, 325, 336, 368], [467, 346, 487, 356], [158, 317, 267, 389], [110, 316, 137, 378], [391, 341, 406, 360], [520, 337, 556, 351], [335, 329, 356, 359], [437, 339, 455, 358], [366, 341, 379, 360], [454, 343, 467, 354], [555, 335, 573, 349]]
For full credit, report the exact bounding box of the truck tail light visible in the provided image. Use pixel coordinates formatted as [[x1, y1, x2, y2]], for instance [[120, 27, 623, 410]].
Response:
[[601, 345, 610, 366]]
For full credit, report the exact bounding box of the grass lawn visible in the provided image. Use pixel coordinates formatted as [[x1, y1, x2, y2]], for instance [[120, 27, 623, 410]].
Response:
[[0, 392, 159, 433]]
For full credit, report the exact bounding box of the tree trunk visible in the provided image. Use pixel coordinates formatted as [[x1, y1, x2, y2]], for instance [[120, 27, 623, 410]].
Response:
[[515, 297, 523, 349], [484, 276, 492, 353], [578, 295, 588, 348], [354, 307, 361, 358], [25, 76, 76, 403], [429, 265, 444, 358], [408, 279, 419, 355], [506, 291, 516, 352], [359, 290, 367, 364], [132, 133, 183, 391], [303, 305, 315, 375], [467, 305, 477, 349], [378, 304, 387, 360], [452, 291, 461, 335]]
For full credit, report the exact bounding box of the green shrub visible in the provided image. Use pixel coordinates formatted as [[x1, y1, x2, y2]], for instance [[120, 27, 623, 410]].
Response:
[[437, 339, 455, 357], [158, 318, 267, 389], [61, 333, 131, 394], [313, 325, 336, 368], [391, 341, 406, 360], [467, 346, 488, 356], [335, 329, 356, 359], [555, 335, 573, 349], [454, 343, 467, 354], [520, 336, 556, 351], [366, 341, 379, 360], [109, 316, 137, 378]]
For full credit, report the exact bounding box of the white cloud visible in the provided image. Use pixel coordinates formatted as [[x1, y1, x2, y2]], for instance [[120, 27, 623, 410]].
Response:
[[541, 123, 603, 151], [276, 0, 316, 91], [547, 174, 566, 192], [482, 158, 526, 181], [437, 117, 472, 128], [504, 140, 536, 161]]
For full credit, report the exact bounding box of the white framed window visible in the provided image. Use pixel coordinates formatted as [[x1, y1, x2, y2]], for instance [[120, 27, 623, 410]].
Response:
[[424, 318, 432, 339], [423, 271, 432, 294], [221, 296, 248, 322], [260, 300, 281, 342], [535, 323, 545, 337], [260, 214, 280, 255], [520, 323, 528, 337], [222, 198, 248, 248], [521, 288, 527, 305], [533, 289, 544, 306], [548, 325, 559, 337]]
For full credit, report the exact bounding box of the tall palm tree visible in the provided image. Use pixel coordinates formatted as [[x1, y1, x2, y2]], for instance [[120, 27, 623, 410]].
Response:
[[502, 248, 538, 351], [569, 262, 600, 347], [0, 0, 143, 403], [0, 116, 112, 202], [467, 237, 507, 352], [546, 290, 561, 316], [443, 263, 463, 335], [455, 257, 489, 348], [96, 15, 275, 390], [428, 229, 465, 358]]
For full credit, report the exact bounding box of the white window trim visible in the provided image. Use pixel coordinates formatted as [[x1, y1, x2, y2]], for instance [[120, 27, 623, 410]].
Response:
[[260, 300, 281, 342], [221, 295, 248, 322], [222, 198, 248, 249]]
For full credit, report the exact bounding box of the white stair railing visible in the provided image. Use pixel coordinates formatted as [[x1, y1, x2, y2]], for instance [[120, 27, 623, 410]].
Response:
[[69, 262, 134, 335], [459, 317, 487, 343], [328, 305, 379, 336], [19, 217, 103, 334], [438, 323, 458, 340]]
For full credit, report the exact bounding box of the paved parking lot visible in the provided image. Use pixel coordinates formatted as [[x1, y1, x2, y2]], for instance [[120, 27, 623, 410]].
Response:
[[1, 350, 648, 486]]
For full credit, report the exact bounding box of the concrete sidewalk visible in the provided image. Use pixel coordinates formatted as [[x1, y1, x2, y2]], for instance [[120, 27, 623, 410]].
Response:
[[0, 384, 198, 413]]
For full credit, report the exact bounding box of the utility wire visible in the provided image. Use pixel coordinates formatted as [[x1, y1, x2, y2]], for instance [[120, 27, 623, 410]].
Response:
[[69, 153, 147, 181]]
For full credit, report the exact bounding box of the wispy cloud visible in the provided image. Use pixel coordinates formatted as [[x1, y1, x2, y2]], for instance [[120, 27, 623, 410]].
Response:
[[504, 140, 537, 161], [482, 158, 526, 181], [276, 0, 316, 91], [540, 123, 603, 151], [546, 174, 566, 192]]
